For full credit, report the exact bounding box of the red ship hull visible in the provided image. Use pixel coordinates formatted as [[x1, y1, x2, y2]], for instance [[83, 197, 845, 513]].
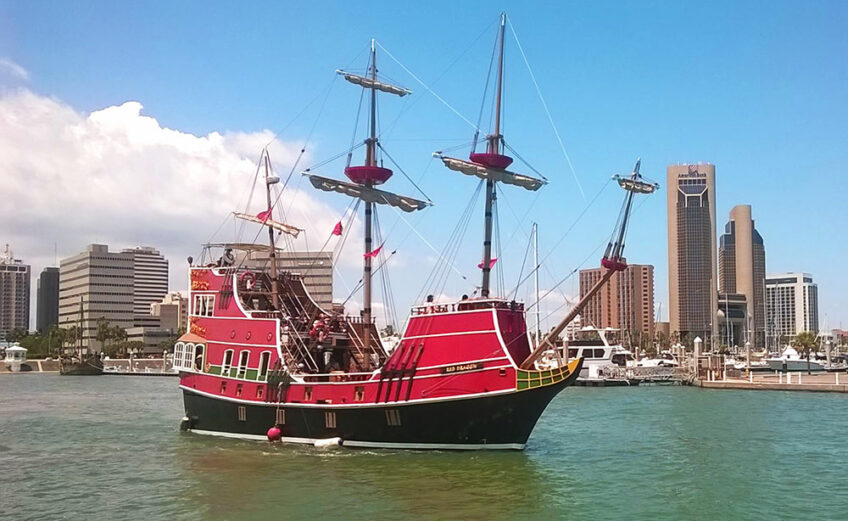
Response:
[[176, 266, 582, 450]]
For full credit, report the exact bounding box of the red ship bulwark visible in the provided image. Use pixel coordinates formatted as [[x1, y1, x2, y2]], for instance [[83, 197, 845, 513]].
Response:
[[177, 264, 581, 449]]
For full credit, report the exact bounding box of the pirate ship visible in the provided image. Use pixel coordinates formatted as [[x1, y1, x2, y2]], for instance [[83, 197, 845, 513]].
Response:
[[176, 15, 657, 449]]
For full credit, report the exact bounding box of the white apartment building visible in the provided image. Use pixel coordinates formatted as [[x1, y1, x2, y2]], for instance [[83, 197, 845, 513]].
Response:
[[765, 272, 819, 341]]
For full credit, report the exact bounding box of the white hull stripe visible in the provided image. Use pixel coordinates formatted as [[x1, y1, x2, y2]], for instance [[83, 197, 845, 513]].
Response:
[[188, 429, 524, 450], [180, 384, 516, 409]]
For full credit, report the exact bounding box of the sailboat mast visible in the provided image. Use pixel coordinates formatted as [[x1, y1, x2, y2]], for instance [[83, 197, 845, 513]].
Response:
[[264, 153, 279, 309], [533, 222, 540, 343], [362, 39, 377, 359], [481, 13, 506, 298]]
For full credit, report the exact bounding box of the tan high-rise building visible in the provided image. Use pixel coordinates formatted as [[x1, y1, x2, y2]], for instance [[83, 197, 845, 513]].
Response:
[[667, 163, 717, 345], [579, 264, 655, 344], [59, 244, 169, 351], [718, 205, 766, 346]]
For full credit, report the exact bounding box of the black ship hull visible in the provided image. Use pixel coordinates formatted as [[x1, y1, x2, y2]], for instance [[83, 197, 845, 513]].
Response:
[[59, 356, 103, 376], [181, 366, 578, 450]]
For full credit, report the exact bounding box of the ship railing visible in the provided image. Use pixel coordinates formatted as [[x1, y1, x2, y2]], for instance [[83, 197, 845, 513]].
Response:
[[301, 371, 373, 383], [410, 298, 524, 316]]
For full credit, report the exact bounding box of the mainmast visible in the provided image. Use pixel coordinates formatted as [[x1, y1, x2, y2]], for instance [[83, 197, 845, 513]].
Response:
[[363, 39, 378, 362], [481, 13, 506, 298], [305, 40, 426, 368]]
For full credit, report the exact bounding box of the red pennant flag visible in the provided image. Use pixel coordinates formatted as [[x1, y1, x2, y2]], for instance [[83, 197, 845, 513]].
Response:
[[364, 243, 384, 258], [478, 258, 497, 269], [332, 221, 343, 236], [256, 209, 272, 223]]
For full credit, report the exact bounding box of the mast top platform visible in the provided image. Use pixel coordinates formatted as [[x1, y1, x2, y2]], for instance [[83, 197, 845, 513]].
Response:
[[345, 165, 393, 185], [469, 152, 513, 170]]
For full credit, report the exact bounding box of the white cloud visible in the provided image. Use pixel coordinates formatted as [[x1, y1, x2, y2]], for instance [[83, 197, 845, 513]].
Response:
[[0, 89, 363, 325], [0, 58, 29, 81]]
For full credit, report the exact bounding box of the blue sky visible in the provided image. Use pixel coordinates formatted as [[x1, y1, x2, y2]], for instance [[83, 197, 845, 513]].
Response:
[[2, 1, 846, 330]]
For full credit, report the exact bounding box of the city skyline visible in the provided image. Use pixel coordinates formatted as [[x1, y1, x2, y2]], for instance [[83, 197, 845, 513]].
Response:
[[1, 1, 846, 330]]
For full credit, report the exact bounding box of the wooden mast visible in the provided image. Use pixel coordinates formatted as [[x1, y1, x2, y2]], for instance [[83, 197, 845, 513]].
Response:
[[481, 12, 506, 298], [264, 153, 279, 309], [362, 38, 378, 364]]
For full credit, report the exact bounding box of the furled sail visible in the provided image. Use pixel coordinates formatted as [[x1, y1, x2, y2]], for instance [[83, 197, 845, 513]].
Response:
[[336, 70, 412, 97], [436, 155, 546, 192], [233, 212, 303, 238], [305, 174, 430, 212]]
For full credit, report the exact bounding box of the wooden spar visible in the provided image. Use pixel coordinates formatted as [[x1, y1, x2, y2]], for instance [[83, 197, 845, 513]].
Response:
[[362, 38, 378, 365], [264, 153, 279, 310], [521, 267, 617, 369], [481, 13, 506, 298]]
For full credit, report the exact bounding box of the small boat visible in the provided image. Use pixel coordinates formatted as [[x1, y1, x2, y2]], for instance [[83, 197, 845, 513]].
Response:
[[59, 296, 104, 376], [561, 327, 638, 386], [3, 343, 27, 372], [59, 354, 104, 376], [765, 347, 825, 372], [637, 351, 680, 368]]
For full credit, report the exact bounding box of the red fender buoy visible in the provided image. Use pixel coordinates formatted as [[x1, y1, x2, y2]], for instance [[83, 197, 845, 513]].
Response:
[[267, 426, 282, 442]]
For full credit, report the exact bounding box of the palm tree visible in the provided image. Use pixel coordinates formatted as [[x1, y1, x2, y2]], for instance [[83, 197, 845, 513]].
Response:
[[111, 326, 128, 356], [793, 331, 818, 375]]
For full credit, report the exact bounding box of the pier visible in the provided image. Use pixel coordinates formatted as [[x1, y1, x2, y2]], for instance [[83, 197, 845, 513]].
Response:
[[695, 371, 848, 393]]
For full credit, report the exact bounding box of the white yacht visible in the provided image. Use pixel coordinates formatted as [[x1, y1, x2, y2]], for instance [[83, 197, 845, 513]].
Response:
[[562, 327, 637, 386], [3, 343, 27, 372], [765, 347, 825, 371], [637, 351, 680, 367]]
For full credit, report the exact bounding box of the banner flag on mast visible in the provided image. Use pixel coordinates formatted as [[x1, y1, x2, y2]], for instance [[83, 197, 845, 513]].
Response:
[[332, 221, 343, 236], [478, 258, 498, 269], [364, 243, 384, 258]]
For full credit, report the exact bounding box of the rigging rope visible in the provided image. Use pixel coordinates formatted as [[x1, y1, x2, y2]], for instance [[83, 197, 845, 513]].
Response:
[[507, 17, 586, 201]]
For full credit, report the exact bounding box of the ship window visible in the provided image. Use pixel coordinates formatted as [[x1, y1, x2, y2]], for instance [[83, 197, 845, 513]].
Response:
[[237, 406, 246, 422], [220, 381, 227, 393], [194, 344, 205, 371], [237, 351, 250, 378], [385, 409, 401, 426], [256, 386, 264, 399], [354, 386, 365, 401], [325, 411, 336, 428], [236, 384, 243, 397], [183, 343, 195, 369], [276, 409, 285, 425], [222, 350, 234, 376], [304, 387, 313, 401], [174, 342, 185, 369], [193, 294, 215, 317], [258, 351, 271, 381], [568, 348, 579, 358]]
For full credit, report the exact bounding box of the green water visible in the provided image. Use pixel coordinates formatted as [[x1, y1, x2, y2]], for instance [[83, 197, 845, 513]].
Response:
[[1, 375, 846, 520]]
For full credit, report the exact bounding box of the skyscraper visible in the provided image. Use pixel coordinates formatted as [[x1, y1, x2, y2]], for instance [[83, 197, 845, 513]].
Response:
[[667, 163, 717, 345], [579, 264, 655, 343], [59, 244, 169, 351], [718, 205, 766, 346], [36, 267, 60, 334], [0, 245, 30, 340], [122, 246, 169, 327], [766, 273, 819, 343]]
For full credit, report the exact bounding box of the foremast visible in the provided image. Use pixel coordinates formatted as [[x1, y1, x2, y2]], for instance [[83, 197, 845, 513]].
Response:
[[520, 159, 658, 369], [437, 12, 546, 298]]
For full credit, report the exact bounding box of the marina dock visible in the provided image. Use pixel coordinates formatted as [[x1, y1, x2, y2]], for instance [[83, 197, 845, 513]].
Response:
[[695, 371, 848, 393]]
